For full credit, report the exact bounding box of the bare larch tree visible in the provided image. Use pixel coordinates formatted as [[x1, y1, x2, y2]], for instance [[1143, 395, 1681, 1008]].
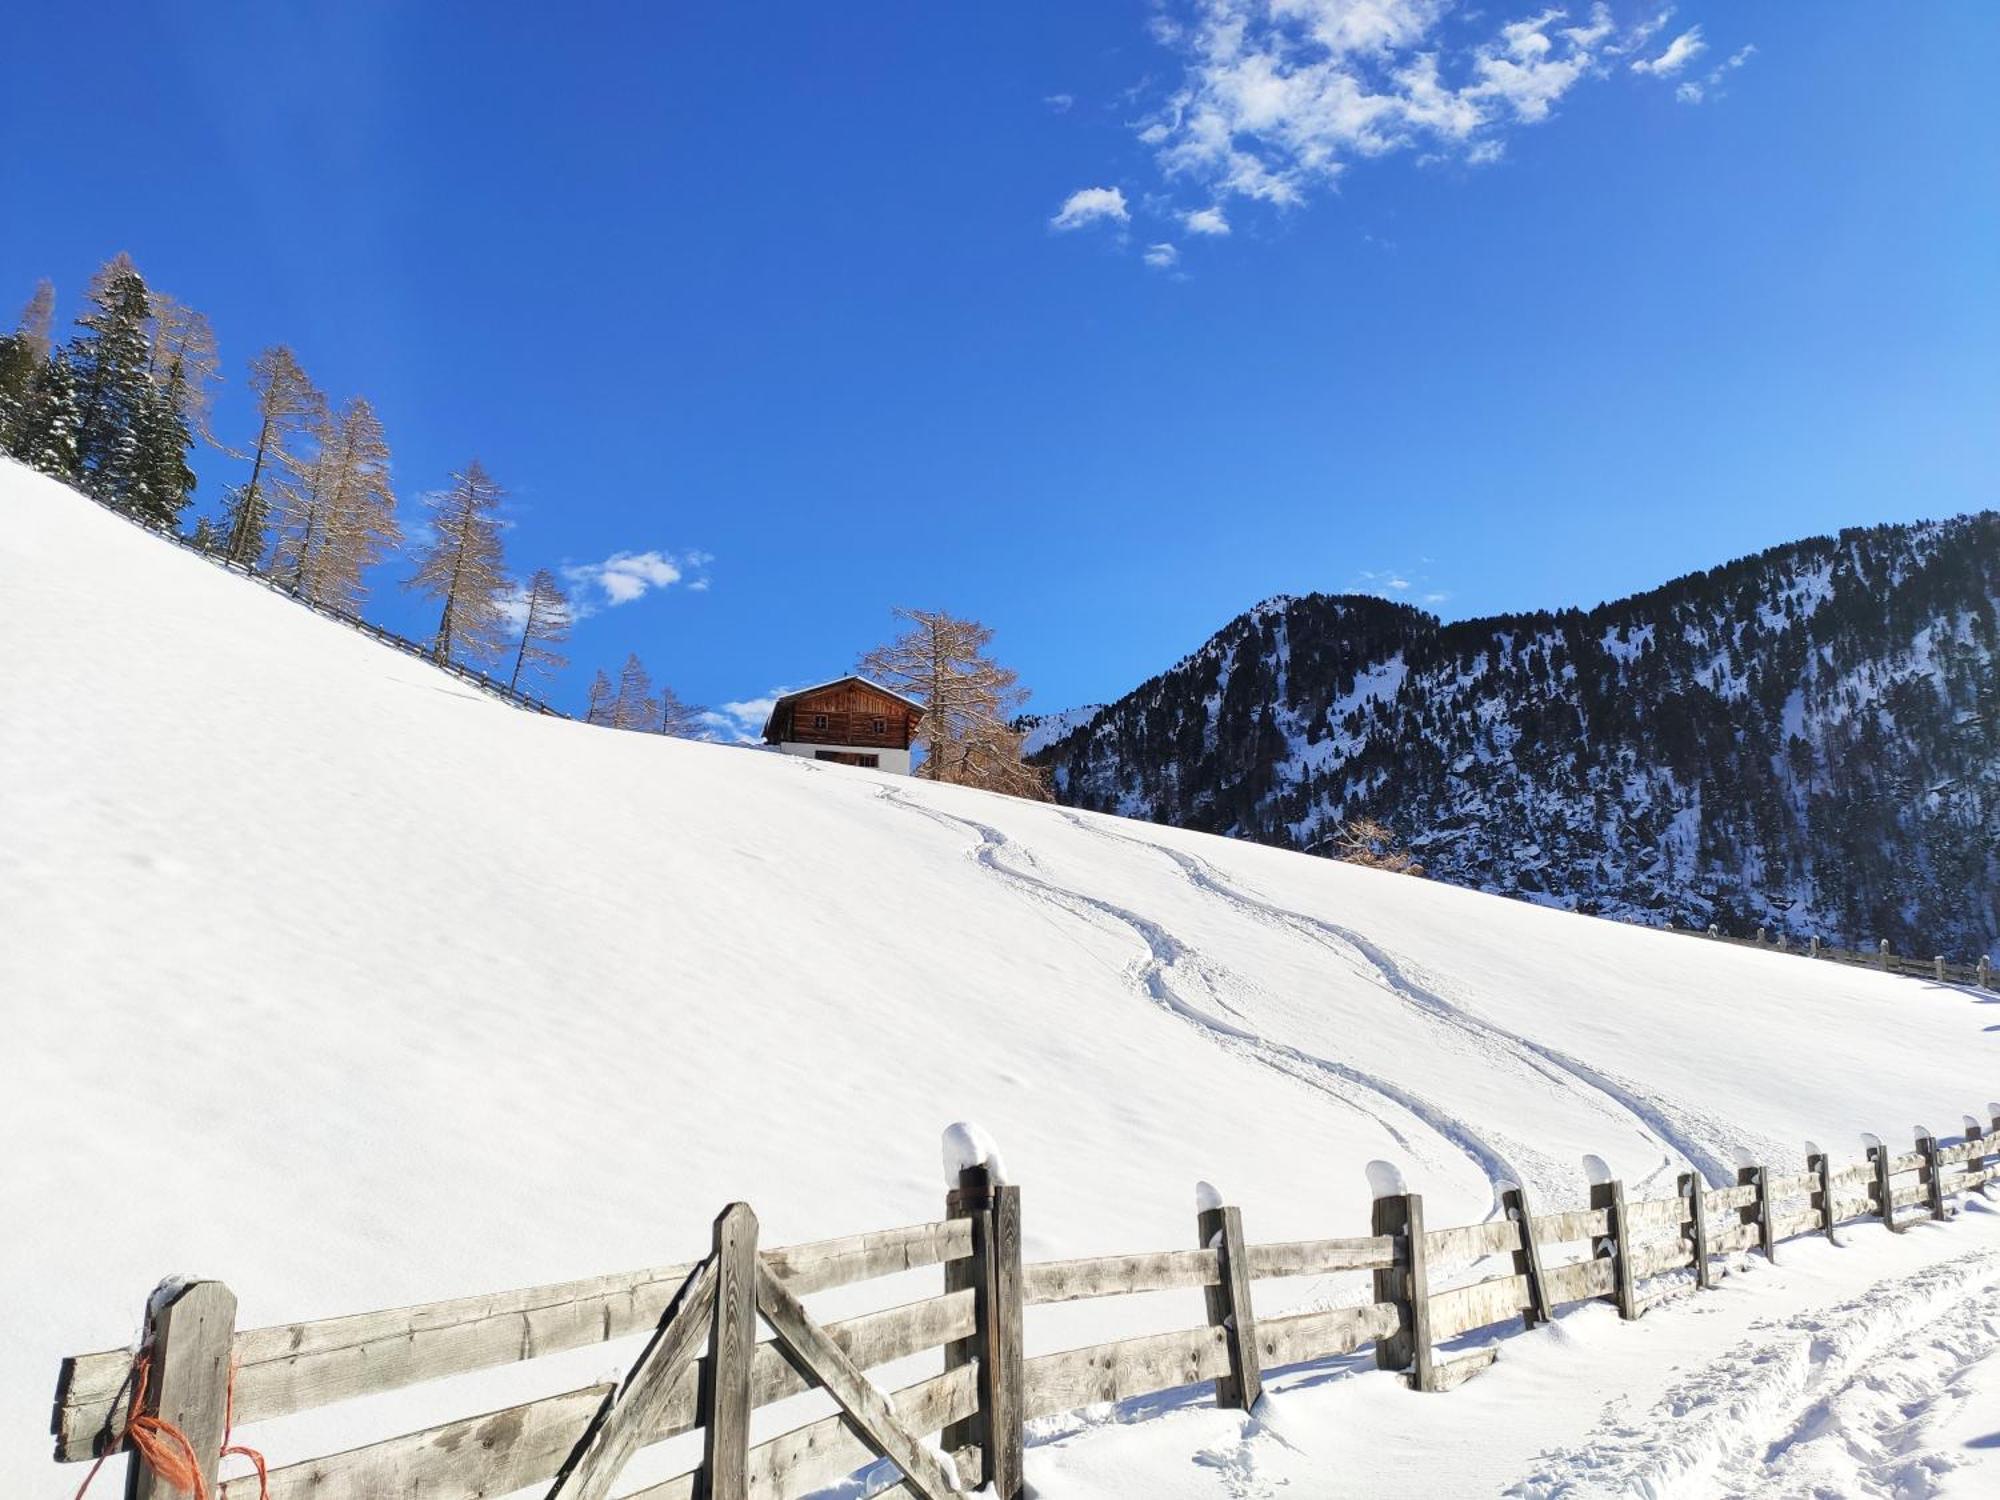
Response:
[[584, 669, 616, 726], [1325, 817, 1425, 876], [858, 607, 1049, 799], [657, 684, 710, 738], [224, 345, 322, 564], [507, 568, 574, 692], [271, 395, 399, 609], [611, 653, 659, 731], [16, 280, 54, 360], [407, 459, 510, 665]]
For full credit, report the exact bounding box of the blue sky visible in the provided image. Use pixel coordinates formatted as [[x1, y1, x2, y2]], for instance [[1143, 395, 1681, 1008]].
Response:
[[5, 3, 1996, 735]]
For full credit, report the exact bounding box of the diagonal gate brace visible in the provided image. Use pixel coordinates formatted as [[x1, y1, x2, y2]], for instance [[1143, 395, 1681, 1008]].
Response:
[[755, 1260, 961, 1499]]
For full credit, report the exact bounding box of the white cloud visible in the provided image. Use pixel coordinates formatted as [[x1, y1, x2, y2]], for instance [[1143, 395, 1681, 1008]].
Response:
[[561, 548, 713, 615], [1050, 186, 1130, 230], [1044, 92, 1075, 113], [1099, 1, 1744, 230], [1631, 26, 1706, 76], [1144, 242, 1180, 268], [1676, 80, 1703, 105], [708, 690, 791, 744]]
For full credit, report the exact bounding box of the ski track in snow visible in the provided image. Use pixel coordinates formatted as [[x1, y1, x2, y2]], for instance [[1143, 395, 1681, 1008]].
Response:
[[876, 788, 1524, 1200], [1507, 1246, 2000, 1499], [1056, 810, 1746, 1191]]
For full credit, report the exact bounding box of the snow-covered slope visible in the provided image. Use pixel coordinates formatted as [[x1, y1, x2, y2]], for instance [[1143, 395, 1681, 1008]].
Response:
[[5, 460, 1998, 1496]]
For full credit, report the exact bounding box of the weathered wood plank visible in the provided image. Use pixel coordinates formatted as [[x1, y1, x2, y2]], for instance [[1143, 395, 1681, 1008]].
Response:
[[761, 1220, 975, 1297], [1827, 1162, 1876, 1191], [1771, 1205, 1821, 1240], [1621, 1195, 1688, 1232], [1630, 1238, 1694, 1281], [545, 1256, 717, 1500], [1682, 1172, 1714, 1290], [981, 1181, 1024, 1500], [1763, 1172, 1817, 1202], [1740, 1165, 1776, 1264], [1427, 1273, 1531, 1342], [1502, 1185, 1552, 1328], [1254, 1303, 1402, 1370], [1917, 1133, 1948, 1221], [1423, 1219, 1520, 1267], [220, 1384, 609, 1500], [1703, 1184, 1757, 1215], [704, 1204, 760, 1500], [1541, 1255, 1615, 1307], [1531, 1207, 1611, 1246], [1428, 1345, 1499, 1393], [1593, 1180, 1639, 1320], [624, 1365, 979, 1500], [1198, 1205, 1261, 1411], [1246, 1235, 1401, 1278], [1708, 1219, 1762, 1254], [754, 1263, 959, 1500], [1023, 1249, 1218, 1305], [1019, 1327, 1230, 1421], [133, 1281, 237, 1500], [1807, 1150, 1841, 1246]]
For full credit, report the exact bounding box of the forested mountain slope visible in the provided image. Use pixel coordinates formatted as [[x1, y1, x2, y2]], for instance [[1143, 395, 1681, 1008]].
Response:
[[1035, 515, 2000, 957]]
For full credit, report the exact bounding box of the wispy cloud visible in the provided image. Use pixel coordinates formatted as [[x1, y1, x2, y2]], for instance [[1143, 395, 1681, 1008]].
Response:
[[1050, 185, 1130, 231], [1143, 241, 1181, 269], [1630, 26, 1706, 77], [1044, 92, 1075, 113], [560, 548, 713, 617], [1070, 3, 1752, 241], [1677, 41, 1758, 105]]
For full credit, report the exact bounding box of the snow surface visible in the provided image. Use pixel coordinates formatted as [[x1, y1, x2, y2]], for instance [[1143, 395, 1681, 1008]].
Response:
[[5, 459, 2000, 1496]]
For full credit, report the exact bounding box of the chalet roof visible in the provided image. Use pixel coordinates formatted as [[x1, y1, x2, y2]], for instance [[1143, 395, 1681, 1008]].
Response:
[[760, 675, 926, 740]]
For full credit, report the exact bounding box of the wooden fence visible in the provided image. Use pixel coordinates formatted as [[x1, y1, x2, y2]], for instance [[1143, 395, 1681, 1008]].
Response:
[[1677, 922, 1996, 991], [50, 1106, 2000, 1500]]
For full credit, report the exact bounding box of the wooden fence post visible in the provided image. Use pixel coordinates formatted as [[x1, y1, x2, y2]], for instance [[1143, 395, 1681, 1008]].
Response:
[[1371, 1191, 1435, 1391], [1739, 1164, 1775, 1263], [1809, 936, 1821, 959], [1806, 1148, 1840, 1245], [700, 1203, 758, 1500], [1868, 1141, 1904, 1234], [1979, 956, 1992, 990], [1878, 939, 1891, 971], [1591, 1180, 1638, 1319], [129, 1280, 236, 1500], [1500, 1185, 1551, 1328], [948, 1165, 1023, 1497], [1915, 1129, 1947, 1221], [1679, 1172, 1713, 1290], [1196, 1199, 1262, 1411]]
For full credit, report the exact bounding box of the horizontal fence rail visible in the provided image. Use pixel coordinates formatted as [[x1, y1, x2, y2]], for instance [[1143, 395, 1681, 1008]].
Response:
[[1671, 921, 1996, 990], [52, 1106, 2000, 1500]]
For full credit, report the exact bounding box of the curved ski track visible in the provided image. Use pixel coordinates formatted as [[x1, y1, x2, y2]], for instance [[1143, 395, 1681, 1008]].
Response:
[[876, 787, 1526, 1208], [1056, 810, 1746, 1190]]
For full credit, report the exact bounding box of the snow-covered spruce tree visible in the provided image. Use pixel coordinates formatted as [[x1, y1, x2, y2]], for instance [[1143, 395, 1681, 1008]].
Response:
[[272, 396, 398, 609], [406, 459, 510, 666], [858, 607, 1049, 800], [583, 668, 616, 726], [224, 345, 322, 564], [5, 352, 81, 477], [657, 684, 710, 738], [127, 355, 197, 525], [506, 568, 573, 692], [67, 260, 157, 508], [611, 653, 659, 731]]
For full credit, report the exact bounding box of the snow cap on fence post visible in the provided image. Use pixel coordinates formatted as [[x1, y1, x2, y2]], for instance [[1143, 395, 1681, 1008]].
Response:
[[1194, 1180, 1224, 1213], [1582, 1154, 1614, 1187], [1365, 1159, 1408, 1199], [940, 1121, 1007, 1187]]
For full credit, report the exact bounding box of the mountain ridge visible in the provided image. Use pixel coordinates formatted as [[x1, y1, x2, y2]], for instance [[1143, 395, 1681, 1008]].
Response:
[[1033, 511, 2000, 959]]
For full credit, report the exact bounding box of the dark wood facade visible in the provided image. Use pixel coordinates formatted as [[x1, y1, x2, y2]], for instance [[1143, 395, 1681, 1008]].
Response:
[[762, 678, 923, 751]]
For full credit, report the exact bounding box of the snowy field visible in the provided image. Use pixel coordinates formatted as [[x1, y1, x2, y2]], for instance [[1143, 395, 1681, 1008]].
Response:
[[4, 456, 1999, 1497]]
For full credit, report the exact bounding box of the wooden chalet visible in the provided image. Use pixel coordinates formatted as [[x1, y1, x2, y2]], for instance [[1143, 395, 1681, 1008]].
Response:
[[761, 676, 926, 773]]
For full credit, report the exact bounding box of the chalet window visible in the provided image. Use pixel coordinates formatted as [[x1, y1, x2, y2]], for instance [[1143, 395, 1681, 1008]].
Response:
[[872, 717, 886, 734], [812, 713, 827, 730]]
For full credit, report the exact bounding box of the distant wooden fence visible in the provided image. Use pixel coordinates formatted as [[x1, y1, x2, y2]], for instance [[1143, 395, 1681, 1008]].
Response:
[[77, 486, 571, 720], [50, 1107, 2000, 1500], [1677, 923, 1996, 990]]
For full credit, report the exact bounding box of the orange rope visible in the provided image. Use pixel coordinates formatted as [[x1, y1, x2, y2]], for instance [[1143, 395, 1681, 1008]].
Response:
[[70, 1347, 271, 1500]]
